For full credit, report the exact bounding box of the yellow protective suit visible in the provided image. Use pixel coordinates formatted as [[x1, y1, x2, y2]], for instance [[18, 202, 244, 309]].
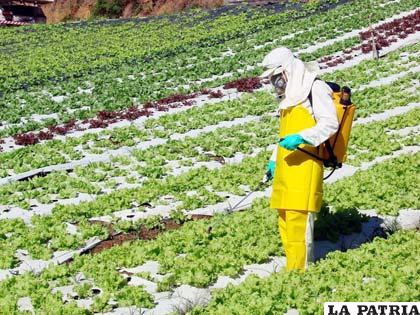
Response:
[[270, 104, 324, 212], [270, 103, 324, 271], [278, 209, 314, 271]]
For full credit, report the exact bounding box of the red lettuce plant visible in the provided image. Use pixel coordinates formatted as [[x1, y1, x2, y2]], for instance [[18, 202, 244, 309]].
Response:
[[14, 133, 39, 146], [224, 77, 262, 93]]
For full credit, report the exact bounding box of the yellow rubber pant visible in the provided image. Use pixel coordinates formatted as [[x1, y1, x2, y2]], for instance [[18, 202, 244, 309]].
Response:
[[278, 209, 314, 271]]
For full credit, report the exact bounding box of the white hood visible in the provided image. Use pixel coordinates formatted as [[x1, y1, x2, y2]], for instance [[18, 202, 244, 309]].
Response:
[[279, 57, 318, 109]]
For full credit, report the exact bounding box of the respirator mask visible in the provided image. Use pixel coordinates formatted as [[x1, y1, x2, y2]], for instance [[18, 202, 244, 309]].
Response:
[[270, 72, 287, 98]]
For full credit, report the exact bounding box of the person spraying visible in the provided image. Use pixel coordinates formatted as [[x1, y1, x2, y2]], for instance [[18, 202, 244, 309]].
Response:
[[260, 47, 339, 272]]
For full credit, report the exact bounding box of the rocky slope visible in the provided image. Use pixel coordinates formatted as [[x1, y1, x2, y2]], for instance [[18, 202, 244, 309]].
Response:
[[41, 0, 223, 23]]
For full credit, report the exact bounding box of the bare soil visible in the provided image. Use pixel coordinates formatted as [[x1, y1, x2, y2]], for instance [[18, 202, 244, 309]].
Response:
[[85, 214, 212, 255]]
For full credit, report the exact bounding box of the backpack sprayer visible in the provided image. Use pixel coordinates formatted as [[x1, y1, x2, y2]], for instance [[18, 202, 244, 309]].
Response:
[[298, 81, 355, 180], [225, 82, 355, 213]]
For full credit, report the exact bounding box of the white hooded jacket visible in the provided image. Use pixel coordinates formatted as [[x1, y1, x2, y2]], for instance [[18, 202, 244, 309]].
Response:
[[268, 52, 339, 161]]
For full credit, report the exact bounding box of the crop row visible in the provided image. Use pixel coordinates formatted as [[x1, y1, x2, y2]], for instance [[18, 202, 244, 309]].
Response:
[[2, 67, 418, 314], [0, 65, 417, 179], [1, 1, 418, 313], [1, 0, 416, 134], [0, 152, 417, 312], [0, 77, 263, 143], [325, 152, 419, 216], [0, 198, 280, 313], [0, 83, 418, 215], [314, 9, 420, 68], [1, 103, 418, 215], [191, 229, 419, 314], [0, 92, 275, 177], [0, 0, 349, 91], [1, 37, 417, 149], [322, 42, 420, 86], [1, 0, 399, 91], [0, 113, 417, 269], [347, 107, 420, 166]]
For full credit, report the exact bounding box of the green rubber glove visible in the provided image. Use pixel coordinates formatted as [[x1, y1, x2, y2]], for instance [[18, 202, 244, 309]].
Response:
[[266, 160, 276, 180], [279, 134, 311, 151]]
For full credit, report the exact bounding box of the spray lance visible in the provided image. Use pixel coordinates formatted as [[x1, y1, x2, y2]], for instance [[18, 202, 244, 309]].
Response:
[[206, 166, 272, 235], [220, 73, 285, 214], [224, 166, 272, 213]]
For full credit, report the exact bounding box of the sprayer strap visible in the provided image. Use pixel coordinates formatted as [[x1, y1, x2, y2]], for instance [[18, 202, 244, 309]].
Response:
[[324, 140, 336, 161], [296, 147, 324, 162], [307, 79, 339, 166]]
